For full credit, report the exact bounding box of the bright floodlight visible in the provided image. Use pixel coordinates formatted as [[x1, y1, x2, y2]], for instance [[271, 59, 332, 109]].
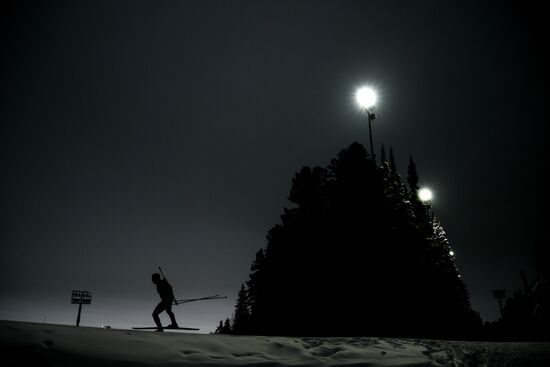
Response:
[[418, 188, 433, 202], [356, 87, 377, 109], [449, 250, 455, 256]]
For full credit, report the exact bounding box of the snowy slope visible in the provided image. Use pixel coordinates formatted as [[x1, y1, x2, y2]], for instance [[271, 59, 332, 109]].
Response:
[[1, 320, 549, 366]]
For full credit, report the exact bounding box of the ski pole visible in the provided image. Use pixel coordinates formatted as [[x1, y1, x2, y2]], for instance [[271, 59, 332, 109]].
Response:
[[174, 295, 227, 304], [158, 266, 167, 280]]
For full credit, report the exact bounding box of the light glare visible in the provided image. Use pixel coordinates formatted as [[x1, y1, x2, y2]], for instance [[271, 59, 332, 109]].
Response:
[[356, 87, 377, 109], [418, 188, 433, 202]]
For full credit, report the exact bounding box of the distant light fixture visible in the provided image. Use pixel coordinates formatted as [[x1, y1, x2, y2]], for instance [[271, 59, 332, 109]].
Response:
[[418, 188, 433, 202], [449, 250, 455, 256], [355, 86, 377, 110]]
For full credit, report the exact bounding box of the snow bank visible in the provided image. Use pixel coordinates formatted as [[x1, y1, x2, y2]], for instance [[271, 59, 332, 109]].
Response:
[[1, 320, 549, 366]]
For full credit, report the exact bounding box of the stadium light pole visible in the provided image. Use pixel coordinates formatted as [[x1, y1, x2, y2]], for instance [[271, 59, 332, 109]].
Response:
[[355, 86, 377, 160], [418, 187, 433, 219]]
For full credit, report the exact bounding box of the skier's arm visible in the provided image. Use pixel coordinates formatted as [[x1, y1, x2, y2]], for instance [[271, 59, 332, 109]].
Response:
[[159, 267, 179, 305], [166, 280, 178, 305]]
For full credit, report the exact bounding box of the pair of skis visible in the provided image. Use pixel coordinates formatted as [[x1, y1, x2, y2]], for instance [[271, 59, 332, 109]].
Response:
[[132, 326, 200, 331]]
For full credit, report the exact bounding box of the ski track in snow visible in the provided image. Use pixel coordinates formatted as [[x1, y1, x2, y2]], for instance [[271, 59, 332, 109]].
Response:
[[1, 320, 549, 366]]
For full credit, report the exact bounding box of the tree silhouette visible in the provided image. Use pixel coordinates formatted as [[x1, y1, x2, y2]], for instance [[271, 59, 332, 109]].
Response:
[[407, 156, 419, 193], [229, 142, 476, 338], [221, 318, 232, 334], [214, 320, 223, 334], [232, 284, 251, 334], [389, 146, 397, 175]]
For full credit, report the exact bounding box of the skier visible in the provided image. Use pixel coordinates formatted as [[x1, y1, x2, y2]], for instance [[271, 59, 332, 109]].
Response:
[[151, 273, 179, 331]]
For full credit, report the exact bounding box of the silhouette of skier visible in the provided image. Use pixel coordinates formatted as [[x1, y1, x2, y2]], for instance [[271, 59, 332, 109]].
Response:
[[151, 273, 179, 331]]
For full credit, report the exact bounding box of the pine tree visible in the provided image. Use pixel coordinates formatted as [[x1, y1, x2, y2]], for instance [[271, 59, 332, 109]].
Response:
[[407, 155, 419, 193], [221, 318, 232, 334], [232, 284, 251, 334], [407, 155, 428, 225], [389, 146, 397, 174], [386, 146, 409, 204], [380, 144, 386, 163], [214, 320, 223, 334]]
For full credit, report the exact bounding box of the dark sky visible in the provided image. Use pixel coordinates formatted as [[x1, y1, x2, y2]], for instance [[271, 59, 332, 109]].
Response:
[[1, 0, 547, 331]]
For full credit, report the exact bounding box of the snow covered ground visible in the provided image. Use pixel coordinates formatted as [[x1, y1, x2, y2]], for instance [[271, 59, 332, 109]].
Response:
[[1, 320, 549, 366]]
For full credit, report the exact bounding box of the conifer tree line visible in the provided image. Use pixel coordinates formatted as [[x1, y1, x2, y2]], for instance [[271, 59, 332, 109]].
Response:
[[218, 142, 481, 338]]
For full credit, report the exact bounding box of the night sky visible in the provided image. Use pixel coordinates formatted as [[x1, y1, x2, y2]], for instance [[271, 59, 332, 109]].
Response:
[[1, 1, 547, 332]]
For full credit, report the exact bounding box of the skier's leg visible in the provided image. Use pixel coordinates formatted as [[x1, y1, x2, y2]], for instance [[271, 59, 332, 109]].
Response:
[[165, 302, 178, 328], [152, 302, 165, 330]]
